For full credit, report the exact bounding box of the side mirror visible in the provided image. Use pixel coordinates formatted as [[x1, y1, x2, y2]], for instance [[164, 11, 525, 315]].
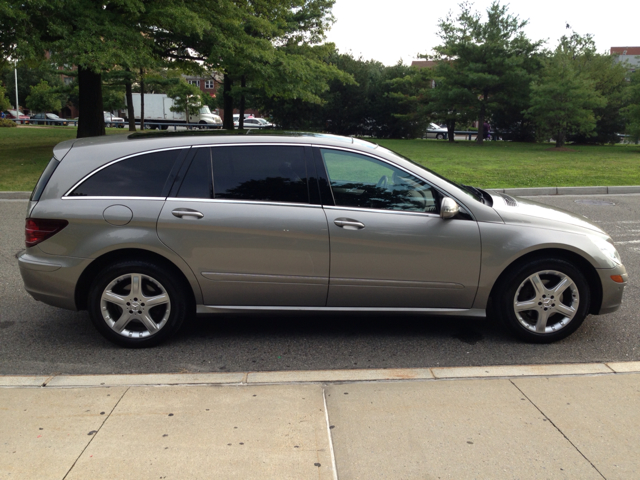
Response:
[[440, 197, 460, 219]]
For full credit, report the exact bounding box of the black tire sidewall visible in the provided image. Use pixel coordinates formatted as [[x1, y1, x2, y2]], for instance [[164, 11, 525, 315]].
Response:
[[88, 260, 191, 348], [496, 258, 591, 343]]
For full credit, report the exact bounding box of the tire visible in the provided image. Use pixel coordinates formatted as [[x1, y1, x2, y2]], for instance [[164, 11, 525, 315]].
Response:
[[493, 258, 590, 343], [87, 260, 193, 348], [436, 133, 444, 140]]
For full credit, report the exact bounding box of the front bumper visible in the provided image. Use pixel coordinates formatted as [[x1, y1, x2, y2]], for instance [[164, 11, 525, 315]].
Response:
[[596, 263, 628, 315]]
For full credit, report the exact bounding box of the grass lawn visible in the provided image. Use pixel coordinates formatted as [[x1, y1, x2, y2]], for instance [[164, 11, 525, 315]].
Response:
[[0, 126, 129, 191], [1, 127, 639, 191], [373, 139, 640, 189]]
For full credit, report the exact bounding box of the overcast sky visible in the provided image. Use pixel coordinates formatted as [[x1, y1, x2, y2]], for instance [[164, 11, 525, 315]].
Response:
[[324, 0, 640, 66]]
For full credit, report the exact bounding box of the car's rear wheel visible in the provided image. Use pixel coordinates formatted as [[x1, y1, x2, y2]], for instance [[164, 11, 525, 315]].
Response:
[[436, 133, 444, 140], [494, 258, 590, 343], [88, 260, 192, 347]]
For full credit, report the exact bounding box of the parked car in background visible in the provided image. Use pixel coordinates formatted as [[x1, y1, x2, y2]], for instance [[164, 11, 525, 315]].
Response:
[[234, 117, 273, 129], [104, 112, 125, 128], [3, 109, 30, 124], [19, 131, 627, 347], [31, 113, 69, 126], [423, 123, 448, 140]]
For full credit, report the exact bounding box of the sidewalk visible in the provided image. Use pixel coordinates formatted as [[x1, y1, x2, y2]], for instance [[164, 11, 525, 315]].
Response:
[[2, 362, 639, 479]]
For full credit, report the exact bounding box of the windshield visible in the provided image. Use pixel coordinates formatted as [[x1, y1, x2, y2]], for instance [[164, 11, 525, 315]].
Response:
[[199, 106, 212, 115], [374, 144, 484, 203]]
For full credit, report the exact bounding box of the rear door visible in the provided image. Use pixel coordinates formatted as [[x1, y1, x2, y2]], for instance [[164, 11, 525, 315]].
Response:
[[157, 144, 330, 306]]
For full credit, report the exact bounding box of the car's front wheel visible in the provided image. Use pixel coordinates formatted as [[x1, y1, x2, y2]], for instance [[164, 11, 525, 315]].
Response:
[[494, 258, 591, 343], [88, 260, 193, 347], [436, 133, 444, 140]]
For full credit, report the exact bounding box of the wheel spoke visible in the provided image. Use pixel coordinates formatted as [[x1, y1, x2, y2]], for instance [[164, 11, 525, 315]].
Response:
[[130, 274, 141, 297], [112, 311, 134, 333], [530, 273, 546, 297], [139, 313, 160, 334], [515, 300, 537, 312], [551, 276, 573, 296], [555, 303, 576, 319], [145, 293, 169, 308], [535, 309, 551, 333], [102, 291, 127, 307]]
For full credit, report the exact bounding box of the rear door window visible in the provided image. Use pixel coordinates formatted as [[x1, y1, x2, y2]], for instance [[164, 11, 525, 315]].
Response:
[[68, 149, 185, 197], [212, 146, 309, 203]]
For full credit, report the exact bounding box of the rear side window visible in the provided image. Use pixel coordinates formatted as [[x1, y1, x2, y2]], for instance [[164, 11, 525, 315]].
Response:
[[177, 148, 213, 199], [68, 149, 182, 197], [31, 157, 60, 201], [212, 146, 308, 204]]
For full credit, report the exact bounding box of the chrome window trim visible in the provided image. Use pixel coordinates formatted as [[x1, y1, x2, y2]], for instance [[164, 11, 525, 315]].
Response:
[[62, 146, 190, 198], [61, 196, 166, 201], [167, 197, 322, 208], [324, 205, 440, 218], [192, 142, 311, 149]]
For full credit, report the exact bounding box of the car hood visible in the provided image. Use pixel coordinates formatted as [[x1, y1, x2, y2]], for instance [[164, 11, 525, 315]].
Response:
[[489, 193, 606, 235]]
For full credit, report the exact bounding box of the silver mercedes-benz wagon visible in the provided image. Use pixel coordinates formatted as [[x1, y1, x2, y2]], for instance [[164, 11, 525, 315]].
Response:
[[19, 132, 628, 347]]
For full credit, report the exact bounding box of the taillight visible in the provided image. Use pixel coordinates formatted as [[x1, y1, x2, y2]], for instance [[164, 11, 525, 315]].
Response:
[[25, 219, 68, 248]]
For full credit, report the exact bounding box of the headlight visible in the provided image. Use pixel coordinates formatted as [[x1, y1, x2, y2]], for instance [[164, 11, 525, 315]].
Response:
[[589, 235, 622, 266]]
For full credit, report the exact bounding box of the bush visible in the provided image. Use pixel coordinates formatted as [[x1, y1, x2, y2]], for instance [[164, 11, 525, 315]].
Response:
[[0, 118, 17, 127]]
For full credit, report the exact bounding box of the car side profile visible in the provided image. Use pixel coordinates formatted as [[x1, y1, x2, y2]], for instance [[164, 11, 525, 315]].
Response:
[[19, 132, 627, 347]]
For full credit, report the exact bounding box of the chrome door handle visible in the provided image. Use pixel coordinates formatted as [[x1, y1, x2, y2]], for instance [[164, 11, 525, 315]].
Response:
[[172, 208, 204, 219], [334, 218, 365, 230]]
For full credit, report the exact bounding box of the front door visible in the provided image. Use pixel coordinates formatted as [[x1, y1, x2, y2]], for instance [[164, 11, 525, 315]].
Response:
[[317, 147, 481, 308]]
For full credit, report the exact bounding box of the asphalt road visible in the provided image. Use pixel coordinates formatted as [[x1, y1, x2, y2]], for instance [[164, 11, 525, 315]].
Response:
[[1, 195, 638, 375]]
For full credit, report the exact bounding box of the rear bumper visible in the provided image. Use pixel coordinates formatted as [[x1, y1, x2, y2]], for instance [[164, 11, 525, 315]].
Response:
[[18, 250, 89, 311], [596, 264, 628, 315]]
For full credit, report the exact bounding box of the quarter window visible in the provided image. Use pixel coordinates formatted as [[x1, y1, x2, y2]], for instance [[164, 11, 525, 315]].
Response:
[[212, 146, 308, 204], [68, 149, 182, 197], [320, 149, 439, 213]]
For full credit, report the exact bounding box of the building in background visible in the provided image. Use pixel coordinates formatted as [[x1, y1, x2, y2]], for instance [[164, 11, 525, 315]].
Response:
[[611, 47, 640, 73]]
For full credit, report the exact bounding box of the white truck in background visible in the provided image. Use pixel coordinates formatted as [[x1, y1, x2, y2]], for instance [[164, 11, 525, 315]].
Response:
[[125, 93, 222, 129]]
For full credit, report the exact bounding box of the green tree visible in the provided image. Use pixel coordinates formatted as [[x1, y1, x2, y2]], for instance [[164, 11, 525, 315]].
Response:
[[430, 1, 543, 143], [0, 83, 10, 111], [560, 33, 629, 144], [168, 80, 204, 123], [623, 71, 640, 143], [25, 80, 62, 113], [527, 45, 606, 148], [1, 60, 64, 111]]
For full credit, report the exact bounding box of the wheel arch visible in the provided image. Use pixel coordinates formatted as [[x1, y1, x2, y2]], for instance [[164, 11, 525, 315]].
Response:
[[488, 248, 603, 316], [75, 248, 199, 311]]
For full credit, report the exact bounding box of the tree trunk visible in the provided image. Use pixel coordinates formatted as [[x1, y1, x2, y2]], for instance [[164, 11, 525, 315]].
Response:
[[125, 73, 135, 132], [223, 74, 234, 130], [239, 75, 246, 129], [139, 68, 145, 130], [77, 66, 105, 138], [476, 102, 485, 145], [446, 119, 456, 143], [556, 130, 565, 148]]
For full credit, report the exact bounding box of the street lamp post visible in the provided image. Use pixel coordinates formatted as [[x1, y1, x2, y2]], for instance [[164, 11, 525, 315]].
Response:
[[14, 65, 20, 121]]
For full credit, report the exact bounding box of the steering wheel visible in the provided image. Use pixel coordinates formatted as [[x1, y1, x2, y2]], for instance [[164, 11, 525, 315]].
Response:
[[376, 175, 389, 189]]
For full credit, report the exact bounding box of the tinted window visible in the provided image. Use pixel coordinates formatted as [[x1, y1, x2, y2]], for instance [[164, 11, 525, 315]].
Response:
[[69, 149, 181, 197], [177, 148, 213, 199], [31, 157, 60, 201], [320, 149, 438, 213], [212, 146, 308, 204]]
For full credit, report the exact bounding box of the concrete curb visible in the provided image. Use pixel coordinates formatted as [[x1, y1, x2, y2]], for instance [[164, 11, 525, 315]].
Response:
[[488, 185, 640, 196], [0, 191, 31, 199], [2, 361, 639, 388]]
